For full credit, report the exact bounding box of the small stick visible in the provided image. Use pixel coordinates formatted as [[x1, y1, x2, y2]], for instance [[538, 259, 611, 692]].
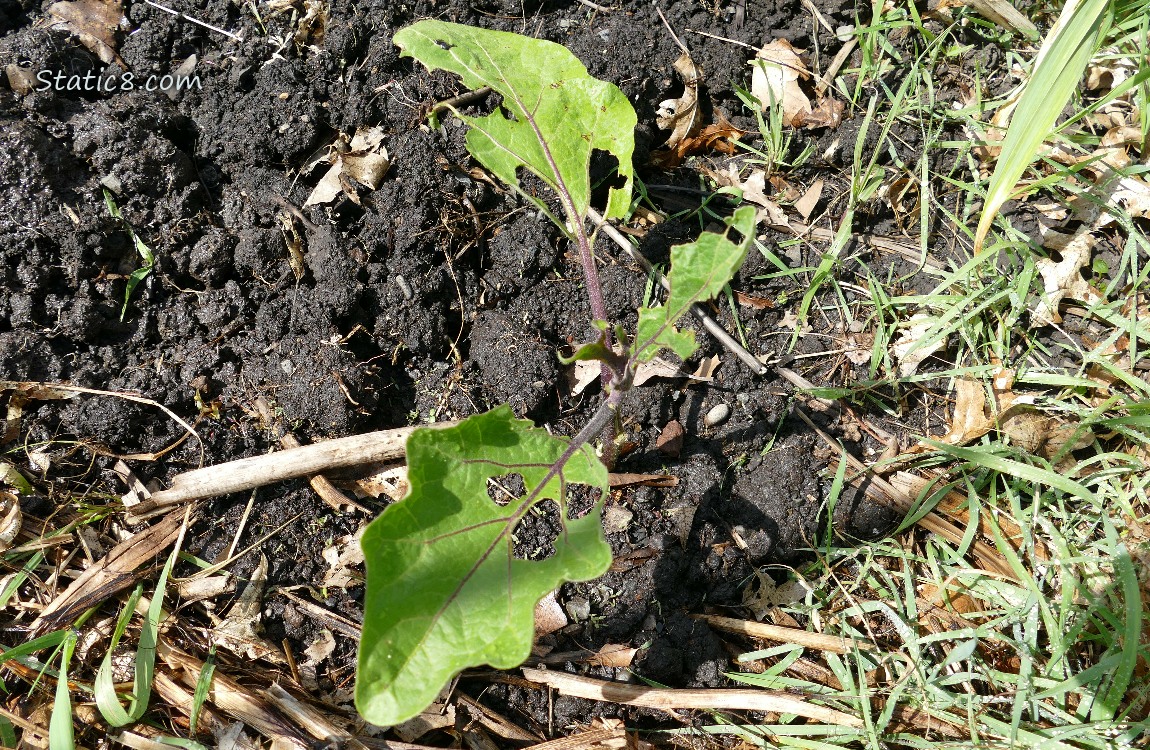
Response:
[[575, 0, 616, 11], [587, 208, 768, 375], [655, 6, 690, 55], [142, 0, 244, 42], [430, 86, 493, 116], [135, 422, 457, 512], [277, 589, 363, 639], [814, 38, 857, 98], [280, 434, 370, 513]]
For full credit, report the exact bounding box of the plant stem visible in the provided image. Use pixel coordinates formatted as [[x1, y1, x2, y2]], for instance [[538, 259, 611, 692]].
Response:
[[558, 385, 624, 470], [572, 220, 609, 327]]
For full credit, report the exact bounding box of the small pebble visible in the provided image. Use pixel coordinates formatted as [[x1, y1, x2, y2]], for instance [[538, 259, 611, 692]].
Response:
[[704, 403, 730, 427], [564, 596, 591, 622], [280, 359, 295, 376], [603, 505, 633, 534]]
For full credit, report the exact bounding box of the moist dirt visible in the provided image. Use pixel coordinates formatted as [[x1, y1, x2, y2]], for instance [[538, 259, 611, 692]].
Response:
[[0, 0, 974, 741]]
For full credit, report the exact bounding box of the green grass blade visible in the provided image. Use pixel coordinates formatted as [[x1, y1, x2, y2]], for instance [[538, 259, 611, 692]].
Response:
[[188, 646, 216, 737], [0, 630, 69, 664], [974, 0, 1112, 250], [49, 631, 77, 750], [1090, 517, 1141, 720], [95, 542, 177, 726], [922, 439, 1097, 502]]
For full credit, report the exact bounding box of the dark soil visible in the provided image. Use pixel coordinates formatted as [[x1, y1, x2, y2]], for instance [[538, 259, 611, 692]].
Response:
[[0, 0, 966, 742]]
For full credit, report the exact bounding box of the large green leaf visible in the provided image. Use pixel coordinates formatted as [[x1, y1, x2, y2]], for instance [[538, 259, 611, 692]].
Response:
[[635, 206, 756, 362], [356, 405, 610, 726], [394, 20, 635, 223]]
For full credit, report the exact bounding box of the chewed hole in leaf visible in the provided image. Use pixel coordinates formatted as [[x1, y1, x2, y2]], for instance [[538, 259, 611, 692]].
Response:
[[725, 224, 748, 247], [498, 105, 519, 123], [590, 149, 625, 192], [486, 473, 525, 507], [513, 499, 561, 560]]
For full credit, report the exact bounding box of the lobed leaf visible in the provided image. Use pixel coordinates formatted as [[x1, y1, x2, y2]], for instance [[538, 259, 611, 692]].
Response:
[[355, 406, 611, 726], [394, 20, 635, 224], [634, 206, 756, 362]]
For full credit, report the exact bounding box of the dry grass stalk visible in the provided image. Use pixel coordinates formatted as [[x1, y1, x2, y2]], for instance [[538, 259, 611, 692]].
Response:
[[264, 683, 369, 750], [30, 510, 184, 635], [158, 640, 309, 748], [136, 422, 459, 513], [521, 668, 863, 727], [693, 613, 875, 654], [520, 728, 629, 750]]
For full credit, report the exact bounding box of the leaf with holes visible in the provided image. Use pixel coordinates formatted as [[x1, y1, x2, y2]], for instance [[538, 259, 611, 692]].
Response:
[[394, 20, 635, 225], [634, 206, 756, 362], [355, 405, 610, 726]]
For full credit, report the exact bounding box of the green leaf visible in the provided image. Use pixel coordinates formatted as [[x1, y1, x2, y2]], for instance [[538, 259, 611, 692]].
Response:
[[103, 188, 155, 321], [635, 206, 756, 362], [394, 20, 635, 223], [50, 631, 77, 750], [355, 405, 610, 726], [94, 542, 174, 726], [973, 0, 1112, 251]]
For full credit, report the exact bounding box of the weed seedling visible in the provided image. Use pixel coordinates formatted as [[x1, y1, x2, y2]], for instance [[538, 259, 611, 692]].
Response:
[[102, 188, 155, 321]]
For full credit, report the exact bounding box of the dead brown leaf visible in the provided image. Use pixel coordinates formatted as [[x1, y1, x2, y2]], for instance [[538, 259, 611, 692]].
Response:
[[651, 112, 743, 168], [47, 0, 127, 67], [0, 491, 20, 553], [691, 354, 720, 380], [734, 291, 776, 309], [1033, 228, 1102, 326], [940, 376, 994, 445], [632, 357, 682, 386], [656, 420, 685, 458], [567, 359, 600, 397], [607, 472, 679, 488], [656, 53, 703, 151], [589, 643, 638, 668], [705, 165, 789, 226], [751, 38, 812, 126], [321, 528, 364, 589], [304, 126, 389, 207], [534, 591, 567, 636], [801, 95, 844, 129], [793, 178, 824, 220], [892, 312, 947, 376], [213, 555, 285, 664]]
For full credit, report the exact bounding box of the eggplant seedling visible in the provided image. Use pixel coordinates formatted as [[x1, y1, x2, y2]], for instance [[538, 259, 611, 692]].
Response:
[[355, 20, 755, 725]]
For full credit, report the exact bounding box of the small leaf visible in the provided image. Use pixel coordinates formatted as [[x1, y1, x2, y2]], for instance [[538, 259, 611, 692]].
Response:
[[394, 20, 635, 222], [635, 206, 756, 362], [356, 406, 610, 726]]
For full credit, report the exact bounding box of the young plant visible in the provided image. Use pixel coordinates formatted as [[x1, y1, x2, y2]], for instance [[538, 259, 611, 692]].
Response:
[[355, 20, 755, 725], [102, 188, 155, 321]]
